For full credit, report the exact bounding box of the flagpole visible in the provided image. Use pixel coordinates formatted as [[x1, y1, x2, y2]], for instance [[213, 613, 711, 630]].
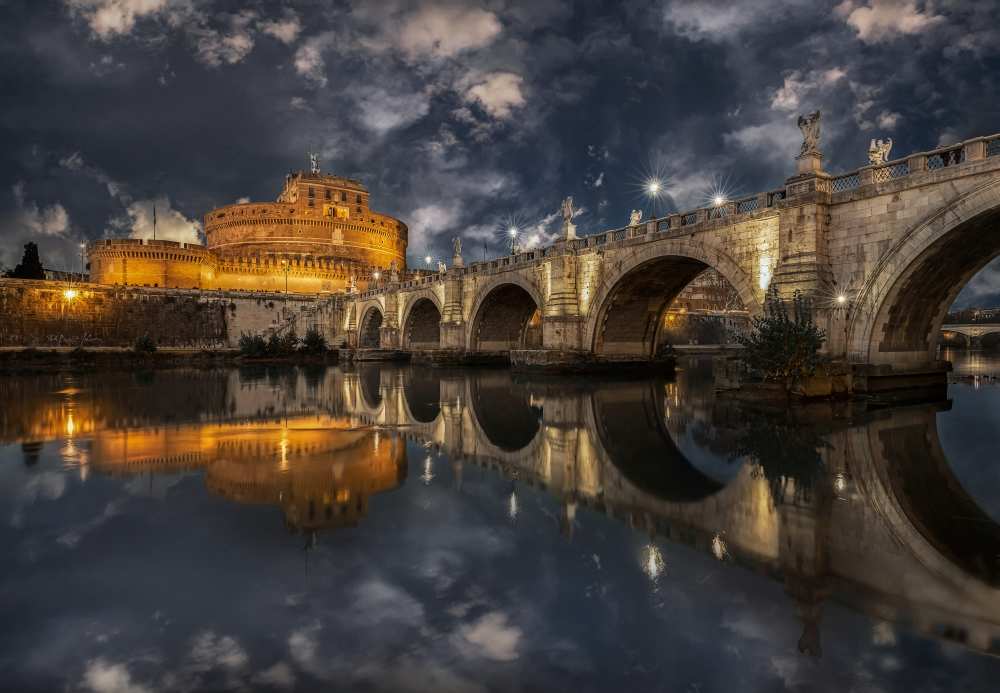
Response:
[[152, 204, 157, 241]]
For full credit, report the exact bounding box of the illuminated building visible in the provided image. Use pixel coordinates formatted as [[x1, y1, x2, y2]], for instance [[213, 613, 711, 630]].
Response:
[[87, 165, 407, 294]]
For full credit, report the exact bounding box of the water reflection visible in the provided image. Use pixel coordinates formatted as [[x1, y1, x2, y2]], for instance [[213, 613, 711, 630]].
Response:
[[3, 359, 1000, 689]]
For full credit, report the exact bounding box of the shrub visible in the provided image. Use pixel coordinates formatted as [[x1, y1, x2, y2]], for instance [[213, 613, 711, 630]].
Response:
[[301, 328, 328, 354], [736, 289, 825, 389], [238, 332, 268, 358], [133, 334, 157, 354]]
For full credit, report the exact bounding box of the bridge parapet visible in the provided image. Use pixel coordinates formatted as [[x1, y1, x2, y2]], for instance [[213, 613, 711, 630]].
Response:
[[343, 130, 1000, 371]]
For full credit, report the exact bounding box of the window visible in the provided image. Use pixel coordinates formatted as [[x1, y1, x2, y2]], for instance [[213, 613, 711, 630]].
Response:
[[356, 193, 362, 203], [325, 189, 331, 200], [340, 191, 347, 201]]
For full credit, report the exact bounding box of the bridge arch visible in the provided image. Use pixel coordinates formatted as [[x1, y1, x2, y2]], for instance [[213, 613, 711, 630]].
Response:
[[468, 276, 544, 352], [359, 305, 384, 349], [468, 372, 542, 452], [401, 292, 442, 350], [584, 239, 760, 356], [847, 179, 1000, 365]]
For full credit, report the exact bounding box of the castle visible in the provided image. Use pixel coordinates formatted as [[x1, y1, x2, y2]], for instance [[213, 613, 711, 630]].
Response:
[[87, 163, 408, 294]]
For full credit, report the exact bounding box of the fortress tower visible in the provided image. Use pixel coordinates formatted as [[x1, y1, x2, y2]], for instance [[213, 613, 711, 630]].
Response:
[[87, 160, 408, 294]]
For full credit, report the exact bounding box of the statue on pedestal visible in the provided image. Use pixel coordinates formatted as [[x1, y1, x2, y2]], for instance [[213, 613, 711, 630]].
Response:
[[868, 138, 893, 165], [797, 111, 822, 158], [561, 196, 577, 240], [309, 152, 320, 174], [437, 260, 447, 274], [389, 260, 399, 283], [628, 209, 643, 227], [452, 236, 464, 267]]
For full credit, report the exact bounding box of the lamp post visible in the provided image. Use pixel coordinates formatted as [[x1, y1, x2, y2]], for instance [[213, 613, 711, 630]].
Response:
[[646, 178, 663, 219], [508, 226, 519, 255], [281, 259, 290, 303]]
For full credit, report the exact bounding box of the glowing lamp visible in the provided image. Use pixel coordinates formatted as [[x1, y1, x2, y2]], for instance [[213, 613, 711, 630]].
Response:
[[836, 294, 847, 305], [63, 289, 78, 301], [508, 226, 518, 238], [713, 195, 726, 206], [646, 180, 662, 196], [424, 255, 432, 264]]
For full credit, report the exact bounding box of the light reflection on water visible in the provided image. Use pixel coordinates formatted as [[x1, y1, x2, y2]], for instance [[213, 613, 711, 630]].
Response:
[[0, 358, 999, 691]]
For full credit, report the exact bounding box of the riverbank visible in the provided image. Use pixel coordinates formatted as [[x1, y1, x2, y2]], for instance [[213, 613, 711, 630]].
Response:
[[0, 346, 337, 372]]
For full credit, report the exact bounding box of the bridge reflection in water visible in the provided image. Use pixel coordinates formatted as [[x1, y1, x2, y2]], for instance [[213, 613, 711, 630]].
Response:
[[3, 363, 1000, 661]]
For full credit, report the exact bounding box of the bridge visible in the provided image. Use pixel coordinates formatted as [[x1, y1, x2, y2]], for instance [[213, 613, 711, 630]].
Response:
[[941, 323, 1000, 347], [337, 129, 1000, 375]]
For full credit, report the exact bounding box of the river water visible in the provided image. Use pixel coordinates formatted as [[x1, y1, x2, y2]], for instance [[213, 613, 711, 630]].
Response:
[[2, 352, 1000, 692]]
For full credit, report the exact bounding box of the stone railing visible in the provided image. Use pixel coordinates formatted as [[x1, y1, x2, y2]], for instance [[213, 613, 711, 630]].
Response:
[[350, 132, 1000, 299]]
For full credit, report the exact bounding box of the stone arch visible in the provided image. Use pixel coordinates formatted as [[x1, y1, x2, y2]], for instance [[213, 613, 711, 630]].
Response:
[[588, 379, 727, 502], [468, 276, 544, 352], [584, 239, 760, 357], [847, 179, 1000, 365], [467, 371, 542, 452], [401, 292, 443, 350], [359, 305, 383, 348]]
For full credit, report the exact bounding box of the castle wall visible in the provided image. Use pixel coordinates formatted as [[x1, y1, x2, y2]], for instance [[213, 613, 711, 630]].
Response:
[[0, 279, 318, 347]]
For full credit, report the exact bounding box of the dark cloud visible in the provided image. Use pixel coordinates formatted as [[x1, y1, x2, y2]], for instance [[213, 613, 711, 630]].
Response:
[[1, 0, 999, 297]]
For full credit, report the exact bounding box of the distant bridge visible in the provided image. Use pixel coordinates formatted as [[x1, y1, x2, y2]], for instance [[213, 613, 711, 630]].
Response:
[[941, 323, 1000, 343], [338, 132, 1000, 374]]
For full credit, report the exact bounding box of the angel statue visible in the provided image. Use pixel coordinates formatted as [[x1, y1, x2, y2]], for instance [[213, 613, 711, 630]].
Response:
[[452, 236, 462, 256], [561, 196, 575, 225], [868, 138, 893, 166], [561, 196, 578, 239], [628, 209, 643, 227], [797, 111, 822, 158], [437, 260, 447, 274], [309, 152, 320, 174], [389, 260, 399, 282]]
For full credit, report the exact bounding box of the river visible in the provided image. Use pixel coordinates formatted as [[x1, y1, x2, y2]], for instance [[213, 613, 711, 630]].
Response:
[[2, 351, 1000, 691]]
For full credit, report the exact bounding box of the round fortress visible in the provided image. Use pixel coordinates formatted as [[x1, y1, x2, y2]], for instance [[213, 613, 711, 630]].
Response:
[[88, 168, 407, 294]]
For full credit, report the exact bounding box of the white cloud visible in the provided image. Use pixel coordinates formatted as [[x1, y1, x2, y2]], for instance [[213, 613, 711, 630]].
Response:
[[457, 612, 522, 661], [294, 33, 334, 86], [64, 0, 170, 39], [82, 658, 151, 693], [877, 110, 901, 129], [124, 195, 202, 244], [12, 182, 70, 236], [189, 631, 249, 672], [405, 204, 460, 252], [723, 120, 800, 166], [251, 662, 295, 690], [356, 87, 431, 134], [398, 5, 501, 60], [259, 12, 301, 44], [836, 0, 944, 43], [191, 10, 257, 67], [664, 0, 813, 42], [463, 72, 526, 120], [770, 68, 846, 112]]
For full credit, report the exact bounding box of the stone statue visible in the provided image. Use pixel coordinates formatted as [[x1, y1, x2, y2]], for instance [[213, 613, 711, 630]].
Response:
[[628, 209, 642, 227], [437, 260, 447, 274], [309, 152, 320, 174], [561, 196, 577, 240], [452, 237, 462, 256], [797, 111, 822, 158], [389, 260, 399, 282], [868, 138, 893, 166]]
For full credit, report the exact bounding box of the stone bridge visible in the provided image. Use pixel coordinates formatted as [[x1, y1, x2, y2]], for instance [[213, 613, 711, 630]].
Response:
[[339, 365, 1000, 658], [341, 132, 1000, 371], [941, 323, 1000, 345]]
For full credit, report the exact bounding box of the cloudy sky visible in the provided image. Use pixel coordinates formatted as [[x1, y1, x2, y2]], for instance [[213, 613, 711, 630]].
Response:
[[1, 0, 999, 301]]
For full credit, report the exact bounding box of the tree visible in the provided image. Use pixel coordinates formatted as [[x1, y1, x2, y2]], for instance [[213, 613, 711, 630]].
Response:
[[301, 327, 328, 354], [737, 289, 826, 388], [6, 242, 45, 279]]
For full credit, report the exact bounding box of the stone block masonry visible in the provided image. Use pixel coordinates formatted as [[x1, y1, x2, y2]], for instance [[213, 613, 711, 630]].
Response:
[[0, 279, 320, 348]]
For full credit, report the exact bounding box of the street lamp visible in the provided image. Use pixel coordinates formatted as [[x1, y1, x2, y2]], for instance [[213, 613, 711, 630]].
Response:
[[280, 259, 290, 301], [713, 194, 726, 207], [508, 226, 519, 255], [645, 178, 663, 218]]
